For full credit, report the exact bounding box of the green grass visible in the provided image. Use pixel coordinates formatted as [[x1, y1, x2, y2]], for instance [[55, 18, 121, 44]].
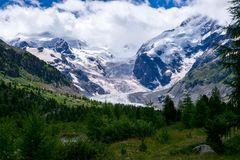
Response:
[[0, 72, 89, 107], [0, 70, 45, 87], [183, 61, 232, 88], [110, 123, 239, 160]]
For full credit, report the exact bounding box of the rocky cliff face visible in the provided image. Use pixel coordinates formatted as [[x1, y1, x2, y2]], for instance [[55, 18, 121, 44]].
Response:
[[133, 15, 226, 90], [10, 35, 108, 96], [129, 49, 232, 108]]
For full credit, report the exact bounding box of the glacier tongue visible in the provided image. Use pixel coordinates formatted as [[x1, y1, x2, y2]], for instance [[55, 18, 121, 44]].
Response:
[[11, 35, 149, 98]]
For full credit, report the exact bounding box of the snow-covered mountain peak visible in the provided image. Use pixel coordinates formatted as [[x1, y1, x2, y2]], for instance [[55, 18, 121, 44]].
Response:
[[140, 15, 222, 59], [10, 33, 87, 50], [133, 15, 226, 90], [179, 15, 216, 27]]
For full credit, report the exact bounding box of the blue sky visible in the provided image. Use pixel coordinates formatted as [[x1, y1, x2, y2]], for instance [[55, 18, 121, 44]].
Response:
[[0, 0, 189, 9]]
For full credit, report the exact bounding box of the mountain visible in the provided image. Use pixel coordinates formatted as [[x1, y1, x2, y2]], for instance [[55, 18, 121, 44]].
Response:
[[129, 49, 232, 107], [133, 15, 226, 90], [9, 35, 147, 98], [8, 15, 230, 105], [129, 15, 232, 107]]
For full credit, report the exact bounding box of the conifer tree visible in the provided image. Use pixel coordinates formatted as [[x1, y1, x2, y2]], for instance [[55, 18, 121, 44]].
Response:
[[220, 0, 240, 112], [193, 95, 209, 127], [209, 87, 224, 118], [181, 93, 194, 128], [0, 122, 15, 160], [163, 95, 176, 125], [20, 113, 56, 160]]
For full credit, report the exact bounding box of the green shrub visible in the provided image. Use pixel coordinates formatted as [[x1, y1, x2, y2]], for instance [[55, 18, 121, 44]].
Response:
[[186, 132, 192, 139], [169, 146, 193, 155], [60, 140, 98, 160], [20, 113, 58, 160], [156, 128, 170, 144], [0, 120, 16, 160], [224, 135, 240, 155], [121, 145, 127, 155], [139, 139, 147, 152], [88, 116, 155, 143]]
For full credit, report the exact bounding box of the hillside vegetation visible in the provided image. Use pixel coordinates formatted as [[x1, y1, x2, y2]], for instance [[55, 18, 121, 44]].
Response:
[[1, 80, 240, 160], [0, 37, 240, 160], [0, 40, 70, 85]]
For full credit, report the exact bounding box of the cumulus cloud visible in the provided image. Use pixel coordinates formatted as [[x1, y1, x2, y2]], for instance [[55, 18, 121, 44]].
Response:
[[0, 0, 231, 58], [28, 0, 40, 7]]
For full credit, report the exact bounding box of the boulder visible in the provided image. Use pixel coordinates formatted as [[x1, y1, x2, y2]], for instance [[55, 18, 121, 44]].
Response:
[[193, 144, 216, 155]]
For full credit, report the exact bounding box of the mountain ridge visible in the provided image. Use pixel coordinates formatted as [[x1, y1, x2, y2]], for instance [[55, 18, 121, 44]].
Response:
[[133, 15, 226, 90], [7, 14, 230, 105]]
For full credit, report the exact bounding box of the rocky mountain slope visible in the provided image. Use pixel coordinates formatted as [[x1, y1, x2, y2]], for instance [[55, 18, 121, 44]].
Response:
[[133, 15, 226, 90], [129, 48, 232, 108]]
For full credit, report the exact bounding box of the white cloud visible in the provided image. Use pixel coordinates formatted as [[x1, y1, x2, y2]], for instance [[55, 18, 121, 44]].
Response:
[[28, 0, 40, 7], [0, 0, 231, 58]]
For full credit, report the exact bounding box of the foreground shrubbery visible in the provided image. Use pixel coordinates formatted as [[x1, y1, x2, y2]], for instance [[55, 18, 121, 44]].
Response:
[[0, 113, 113, 160], [0, 81, 166, 160], [1, 78, 240, 159], [88, 117, 155, 143]]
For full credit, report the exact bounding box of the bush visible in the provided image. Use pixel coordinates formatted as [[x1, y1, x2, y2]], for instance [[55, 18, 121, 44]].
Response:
[[60, 140, 98, 160], [169, 145, 195, 155], [20, 113, 58, 160], [186, 132, 192, 139], [205, 111, 238, 153], [88, 116, 155, 143], [155, 128, 170, 144], [120, 145, 127, 155], [139, 139, 147, 152], [0, 120, 16, 160], [224, 135, 240, 155]]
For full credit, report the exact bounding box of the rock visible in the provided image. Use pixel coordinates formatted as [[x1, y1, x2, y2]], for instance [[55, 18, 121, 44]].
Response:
[[193, 144, 216, 155], [133, 15, 226, 90]]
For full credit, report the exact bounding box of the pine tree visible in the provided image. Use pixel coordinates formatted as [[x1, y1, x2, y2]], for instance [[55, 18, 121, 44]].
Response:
[[0, 121, 15, 160], [220, 0, 240, 112], [178, 100, 184, 112], [181, 93, 194, 128], [208, 0, 240, 147], [20, 113, 57, 160], [209, 87, 224, 118], [193, 95, 209, 127], [163, 95, 177, 125]]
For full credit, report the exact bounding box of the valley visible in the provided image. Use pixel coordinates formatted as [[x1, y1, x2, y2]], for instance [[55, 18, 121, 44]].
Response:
[[7, 15, 230, 107], [0, 0, 240, 159]]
